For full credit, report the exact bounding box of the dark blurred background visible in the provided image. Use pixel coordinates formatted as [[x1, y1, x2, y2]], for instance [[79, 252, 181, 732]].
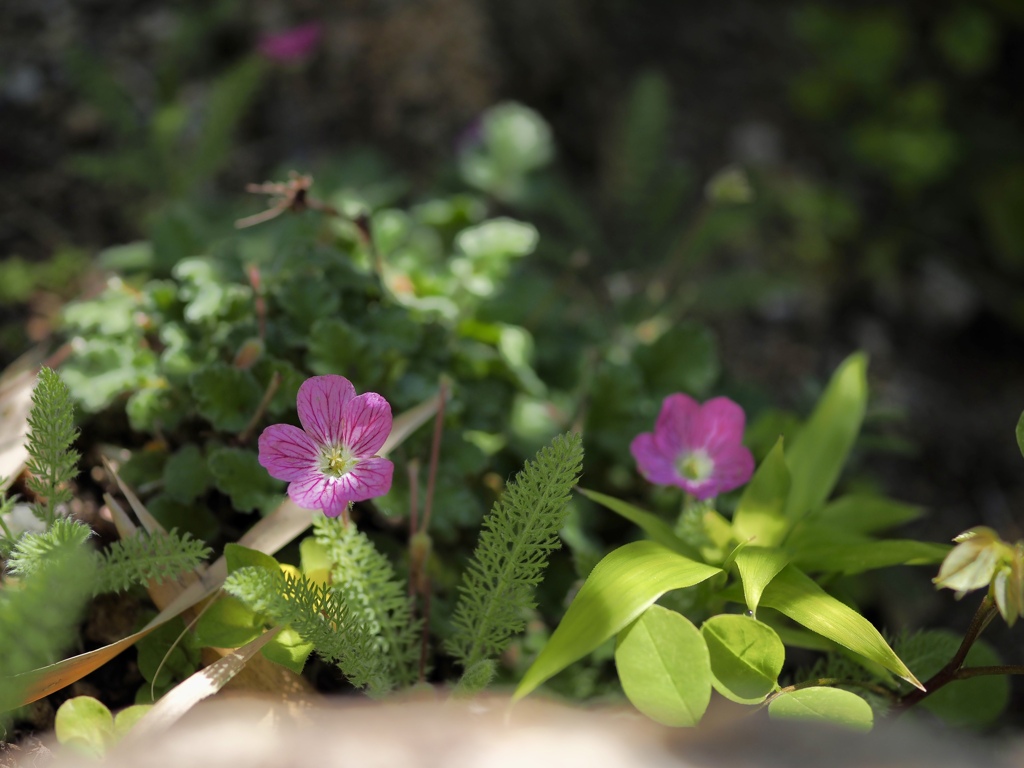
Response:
[[3, 0, 1024, 698]]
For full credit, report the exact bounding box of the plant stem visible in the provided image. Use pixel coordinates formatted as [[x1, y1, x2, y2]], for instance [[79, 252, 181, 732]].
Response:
[[891, 593, 1000, 714]]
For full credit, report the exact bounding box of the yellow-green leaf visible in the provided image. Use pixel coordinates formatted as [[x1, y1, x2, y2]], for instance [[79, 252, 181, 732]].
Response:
[[734, 546, 789, 615], [734, 438, 790, 546], [577, 487, 696, 557], [759, 565, 922, 689], [513, 541, 721, 701]]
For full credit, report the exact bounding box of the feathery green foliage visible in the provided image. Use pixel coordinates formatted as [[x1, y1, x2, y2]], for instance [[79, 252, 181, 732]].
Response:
[[8, 520, 209, 595], [93, 529, 211, 594], [0, 545, 96, 716], [25, 368, 80, 525], [6, 518, 93, 579], [314, 517, 421, 689], [0, 483, 18, 555], [224, 566, 395, 694], [446, 432, 584, 677]]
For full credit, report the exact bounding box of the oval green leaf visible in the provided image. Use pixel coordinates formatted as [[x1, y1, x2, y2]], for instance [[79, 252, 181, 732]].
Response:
[[701, 615, 784, 704], [193, 595, 264, 648], [55, 696, 115, 758], [758, 565, 922, 689], [784, 353, 867, 520], [513, 541, 721, 701], [815, 494, 924, 534], [261, 627, 314, 674], [768, 687, 873, 732], [734, 438, 790, 546], [615, 605, 711, 726], [733, 546, 789, 615], [112, 704, 153, 740]]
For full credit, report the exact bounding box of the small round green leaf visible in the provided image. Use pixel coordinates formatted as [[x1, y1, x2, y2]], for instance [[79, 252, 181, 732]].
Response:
[[615, 605, 711, 727], [55, 696, 115, 758], [768, 687, 873, 732], [261, 627, 314, 674], [112, 705, 153, 739], [701, 615, 784, 704]]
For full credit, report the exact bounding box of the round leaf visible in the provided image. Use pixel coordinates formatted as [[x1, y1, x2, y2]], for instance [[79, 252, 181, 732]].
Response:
[[615, 605, 711, 727], [701, 615, 784, 704], [55, 696, 115, 758], [193, 596, 264, 648], [768, 687, 873, 732]]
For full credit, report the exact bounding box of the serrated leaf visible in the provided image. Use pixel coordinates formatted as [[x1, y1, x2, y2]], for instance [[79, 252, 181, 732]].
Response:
[[576, 486, 696, 557], [759, 565, 922, 689], [514, 540, 721, 701], [897, 629, 1008, 727], [768, 687, 873, 732], [734, 438, 790, 546], [190, 363, 263, 432], [733, 546, 789, 615], [208, 447, 282, 513], [784, 353, 867, 520], [162, 444, 212, 504], [701, 615, 784, 704], [615, 605, 710, 726]]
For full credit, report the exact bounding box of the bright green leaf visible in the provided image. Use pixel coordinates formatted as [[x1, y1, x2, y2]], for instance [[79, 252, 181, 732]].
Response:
[[784, 353, 867, 520], [112, 705, 153, 740], [514, 540, 721, 701], [733, 546, 789, 615], [225, 543, 280, 575], [758, 565, 922, 689], [734, 438, 790, 546], [261, 627, 314, 674], [193, 596, 264, 649], [615, 605, 711, 726], [768, 687, 873, 732], [55, 696, 114, 758], [456, 218, 538, 261], [701, 615, 784, 704]]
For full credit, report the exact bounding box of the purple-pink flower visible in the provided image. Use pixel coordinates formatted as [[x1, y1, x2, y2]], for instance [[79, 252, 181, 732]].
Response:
[[630, 394, 754, 501], [257, 22, 323, 63], [258, 375, 394, 517]]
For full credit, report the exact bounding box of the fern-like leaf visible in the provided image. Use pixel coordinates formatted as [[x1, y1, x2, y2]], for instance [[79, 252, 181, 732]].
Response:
[[6, 518, 93, 579], [224, 566, 394, 694], [315, 517, 421, 690], [93, 529, 211, 594], [445, 432, 583, 675], [0, 544, 96, 714], [24, 368, 80, 525]]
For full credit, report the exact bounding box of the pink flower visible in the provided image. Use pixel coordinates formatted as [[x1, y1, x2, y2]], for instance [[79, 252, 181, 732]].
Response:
[[257, 22, 323, 63], [258, 375, 394, 517], [630, 394, 754, 501]]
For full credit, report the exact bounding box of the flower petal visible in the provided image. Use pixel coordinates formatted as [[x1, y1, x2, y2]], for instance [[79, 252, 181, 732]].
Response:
[[285, 458, 394, 516], [705, 442, 755, 496], [342, 392, 392, 457], [652, 393, 701, 457], [630, 432, 682, 487], [297, 375, 355, 446], [692, 397, 747, 453], [258, 424, 319, 481]]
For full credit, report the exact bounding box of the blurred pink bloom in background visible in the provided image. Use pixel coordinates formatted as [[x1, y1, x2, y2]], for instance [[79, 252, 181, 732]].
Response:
[[257, 22, 323, 62], [258, 375, 393, 517], [630, 394, 754, 501]]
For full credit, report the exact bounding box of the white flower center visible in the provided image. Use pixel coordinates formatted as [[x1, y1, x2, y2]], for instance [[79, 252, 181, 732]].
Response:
[[319, 444, 358, 478], [677, 449, 714, 482]]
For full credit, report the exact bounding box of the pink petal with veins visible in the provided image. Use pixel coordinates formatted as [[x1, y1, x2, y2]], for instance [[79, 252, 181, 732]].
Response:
[[342, 392, 392, 457], [297, 375, 355, 447], [258, 424, 319, 481]]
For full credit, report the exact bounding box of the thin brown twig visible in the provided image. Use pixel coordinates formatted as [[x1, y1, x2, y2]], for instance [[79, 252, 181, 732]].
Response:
[[238, 371, 281, 445]]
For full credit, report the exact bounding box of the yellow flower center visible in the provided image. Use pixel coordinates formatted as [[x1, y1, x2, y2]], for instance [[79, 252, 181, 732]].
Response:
[[320, 445, 358, 478], [678, 450, 713, 482]]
